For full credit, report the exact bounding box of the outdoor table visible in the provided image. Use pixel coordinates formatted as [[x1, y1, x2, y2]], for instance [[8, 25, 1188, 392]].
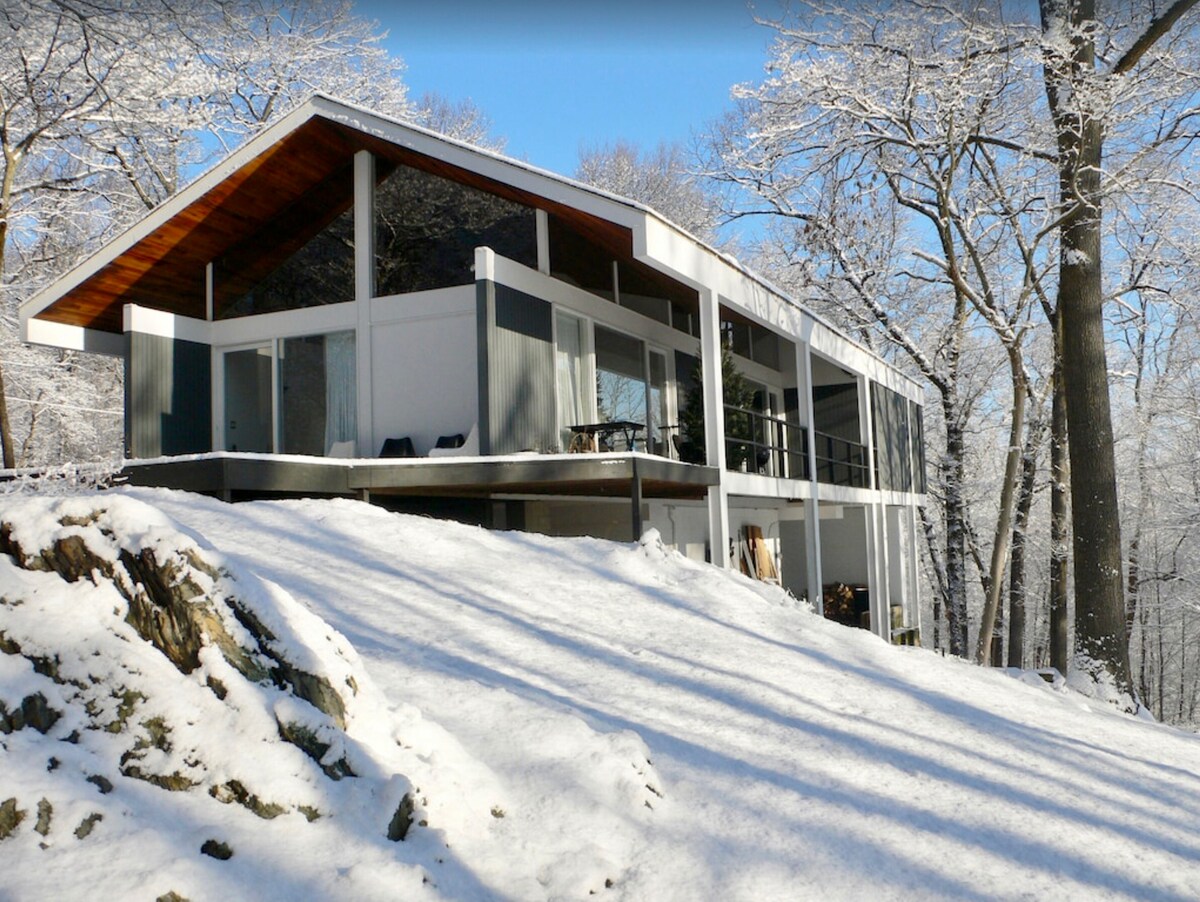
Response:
[[567, 421, 645, 452]]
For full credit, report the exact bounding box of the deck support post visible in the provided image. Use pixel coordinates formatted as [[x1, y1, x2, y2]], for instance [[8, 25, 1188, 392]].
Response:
[[631, 457, 643, 541]]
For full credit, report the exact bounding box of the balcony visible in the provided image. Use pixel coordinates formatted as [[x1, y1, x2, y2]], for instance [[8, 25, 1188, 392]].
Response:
[[724, 405, 808, 479], [814, 431, 870, 488]]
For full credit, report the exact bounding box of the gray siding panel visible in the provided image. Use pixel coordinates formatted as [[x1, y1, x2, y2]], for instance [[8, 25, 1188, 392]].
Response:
[[482, 281, 556, 454], [126, 332, 211, 458]]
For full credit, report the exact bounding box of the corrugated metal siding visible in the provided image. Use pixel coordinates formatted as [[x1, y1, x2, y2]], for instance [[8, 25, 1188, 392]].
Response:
[[126, 332, 212, 458], [481, 281, 556, 454]]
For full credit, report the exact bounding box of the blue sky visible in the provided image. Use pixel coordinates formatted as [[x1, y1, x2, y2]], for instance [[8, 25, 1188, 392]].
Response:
[[356, 0, 778, 177]]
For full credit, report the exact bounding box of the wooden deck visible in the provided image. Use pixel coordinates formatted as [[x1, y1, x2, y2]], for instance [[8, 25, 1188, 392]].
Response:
[[121, 452, 719, 538]]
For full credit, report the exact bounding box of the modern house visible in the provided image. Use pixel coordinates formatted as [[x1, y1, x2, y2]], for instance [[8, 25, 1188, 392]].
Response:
[[20, 95, 927, 642]]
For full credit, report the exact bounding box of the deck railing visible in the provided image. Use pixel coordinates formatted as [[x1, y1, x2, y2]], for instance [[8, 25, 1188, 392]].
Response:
[[813, 431, 870, 488], [724, 405, 808, 479]]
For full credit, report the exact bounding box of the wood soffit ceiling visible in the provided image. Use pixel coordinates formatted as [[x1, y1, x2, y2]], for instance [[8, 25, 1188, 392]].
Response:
[[36, 116, 637, 334]]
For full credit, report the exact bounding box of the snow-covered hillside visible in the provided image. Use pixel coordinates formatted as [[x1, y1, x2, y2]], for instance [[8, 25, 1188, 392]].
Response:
[[2, 489, 1200, 901]]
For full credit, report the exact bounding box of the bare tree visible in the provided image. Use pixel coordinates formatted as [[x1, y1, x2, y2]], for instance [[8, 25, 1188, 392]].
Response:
[[0, 0, 417, 468], [706, 3, 1055, 658], [577, 141, 724, 245], [708, 0, 1200, 701], [1037, 0, 1200, 696]]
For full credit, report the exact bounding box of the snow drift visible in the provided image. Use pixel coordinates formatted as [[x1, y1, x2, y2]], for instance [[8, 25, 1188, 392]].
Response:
[[2, 489, 1200, 900]]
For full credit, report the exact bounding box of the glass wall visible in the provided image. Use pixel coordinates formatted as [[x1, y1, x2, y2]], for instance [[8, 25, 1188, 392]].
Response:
[[595, 325, 646, 436], [279, 331, 357, 456], [221, 330, 356, 456], [223, 346, 273, 452], [375, 161, 536, 297], [555, 311, 590, 448], [214, 167, 355, 319]]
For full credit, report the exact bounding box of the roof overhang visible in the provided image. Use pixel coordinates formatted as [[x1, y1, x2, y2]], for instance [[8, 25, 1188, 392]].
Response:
[[21, 95, 646, 338]]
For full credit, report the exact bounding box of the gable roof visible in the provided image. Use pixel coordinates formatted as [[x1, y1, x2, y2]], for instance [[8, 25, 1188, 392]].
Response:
[[20, 94, 657, 334], [19, 94, 925, 402]]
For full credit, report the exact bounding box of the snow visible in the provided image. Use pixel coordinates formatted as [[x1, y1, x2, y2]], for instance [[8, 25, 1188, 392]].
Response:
[[3, 489, 1200, 900]]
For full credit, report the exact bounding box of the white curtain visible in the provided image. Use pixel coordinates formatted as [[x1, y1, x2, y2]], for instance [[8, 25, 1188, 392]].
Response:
[[324, 331, 357, 452], [555, 312, 586, 449]]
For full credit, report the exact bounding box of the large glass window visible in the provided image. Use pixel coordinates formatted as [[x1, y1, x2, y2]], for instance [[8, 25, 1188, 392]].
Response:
[[548, 214, 615, 300], [595, 325, 646, 432], [223, 346, 274, 452], [222, 331, 356, 456], [648, 349, 670, 456], [214, 167, 355, 319], [279, 331, 357, 456], [555, 311, 590, 448], [375, 161, 536, 297]]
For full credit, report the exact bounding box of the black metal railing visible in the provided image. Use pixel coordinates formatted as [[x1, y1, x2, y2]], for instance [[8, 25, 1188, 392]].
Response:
[[724, 405, 808, 479], [814, 431, 870, 487]]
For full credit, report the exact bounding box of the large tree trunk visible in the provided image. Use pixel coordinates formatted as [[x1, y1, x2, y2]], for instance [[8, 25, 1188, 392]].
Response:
[[942, 393, 969, 657], [1049, 330, 1070, 674], [1057, 148, 1132, 692], [1041, 0, 1133, 695], [0, 213, 14, 470]]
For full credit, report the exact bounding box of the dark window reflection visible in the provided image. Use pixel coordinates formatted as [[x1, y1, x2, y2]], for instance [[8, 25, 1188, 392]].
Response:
[[375, 163, 536, 296]]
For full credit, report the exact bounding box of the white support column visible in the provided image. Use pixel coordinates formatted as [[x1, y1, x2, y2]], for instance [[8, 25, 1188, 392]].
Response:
[[860, 373, 876, 490], [535, 209, 550, 275], [803, 497, 823, 613], [354, 150, 375, 457], [205, 262, 214, 322], [908, 503, 923, 639], [699, 287, 730, 567], [868, 502, 889, 641], [801, 343, 824, 610]]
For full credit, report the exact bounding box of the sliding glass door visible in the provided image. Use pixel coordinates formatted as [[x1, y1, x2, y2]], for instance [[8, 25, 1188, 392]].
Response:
[[223, 345, 273, 452], [222, 331, 356, 456]]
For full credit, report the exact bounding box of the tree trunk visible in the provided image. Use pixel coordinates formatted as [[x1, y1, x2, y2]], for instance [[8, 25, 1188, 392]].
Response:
[[1007, 421, 1040, 668], [1049, 330, 1070, 674], [1041, 0, 1133, 695], [0, 214, 14, 470], [975, 353, 1027, 664], [940, 393, 969, 657], [942, 396, 969, 657]]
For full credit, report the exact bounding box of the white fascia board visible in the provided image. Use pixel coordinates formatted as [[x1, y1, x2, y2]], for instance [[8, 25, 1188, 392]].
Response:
[[123, 304, 212, 344], [22, 318, 126, 356], [722, 470, 815, 501], [809, 322, 925, 404], [635, 202, 926, 403], [208, 301, 356, 347], [19, 100, 324, 325]]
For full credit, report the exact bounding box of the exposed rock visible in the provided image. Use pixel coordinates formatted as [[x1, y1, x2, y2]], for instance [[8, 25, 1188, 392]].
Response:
[[34, 799, 52, 836], [277, 720, 354, 780], [74, 812, 102, 839], [156, 893, 189, 902], [0, 798, 25, 839], [209, 780, 286, 820], [200, 839, 233, 860], [86, 774, 114, 795], [387, 793, 415, 841], [119, 546, 263, 680], [0, 693, 60, 734], [298, 805, 321, 822], [231, 603, 347, 728], [119, 716, 196, 791]]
